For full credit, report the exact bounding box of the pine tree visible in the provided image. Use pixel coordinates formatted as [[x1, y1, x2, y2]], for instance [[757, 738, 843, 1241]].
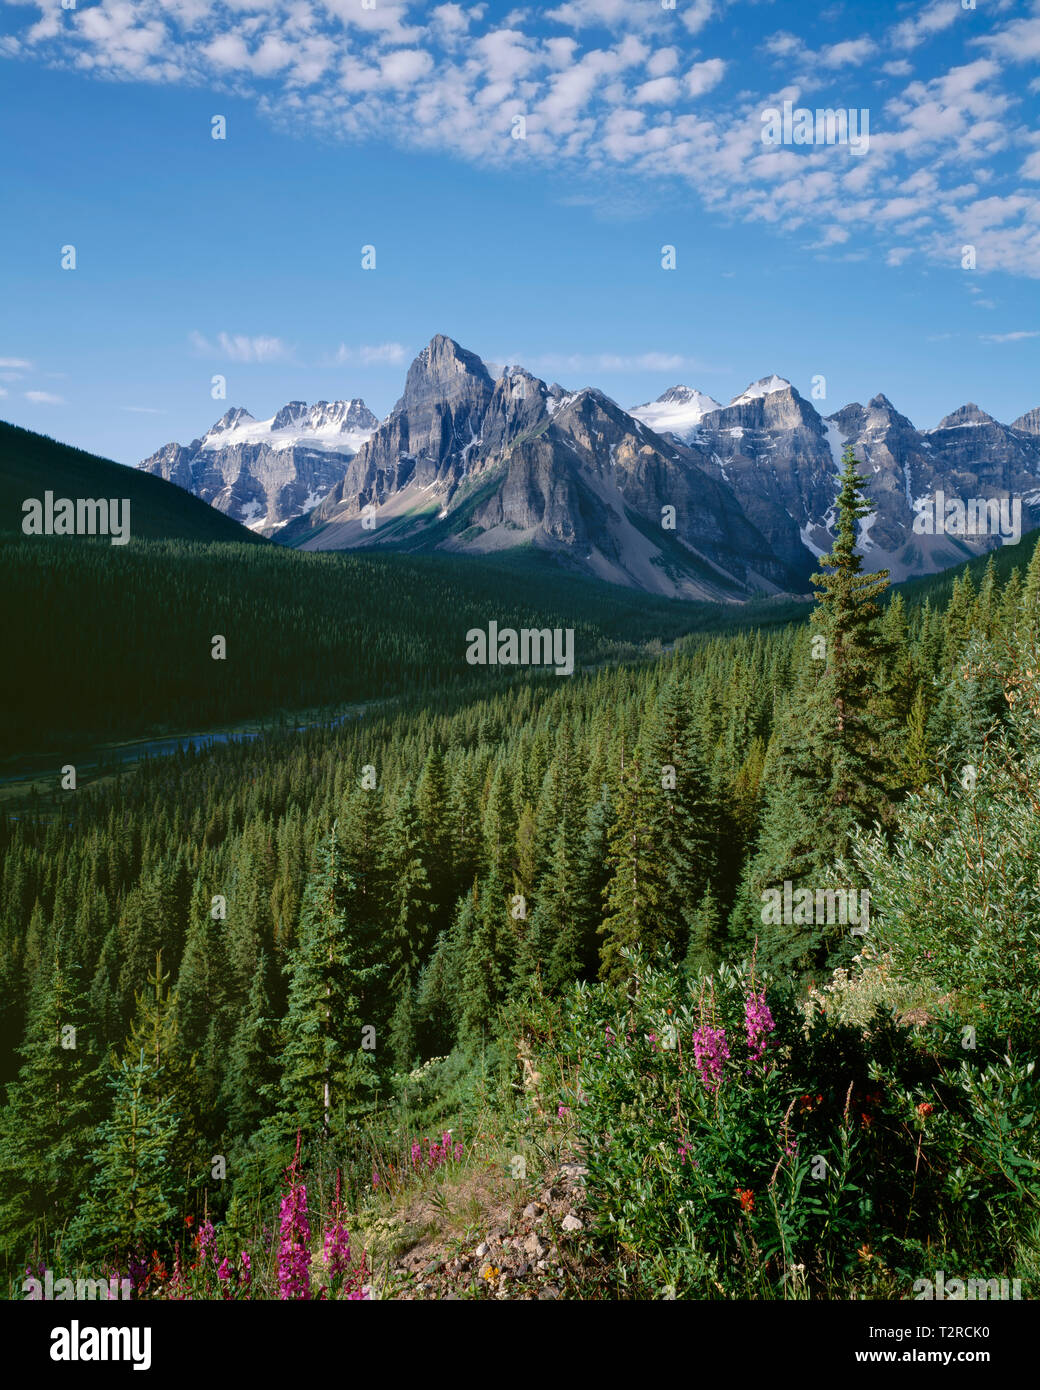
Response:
[[748, 447, 893, 973], [221, 949, 280, 1147], [71, 1049, 183, 1264], [684, 883, 721, 979], [901, 685, 935, 790], [599, 753, 669, 984], [276, 829, 373, 1143], [0, 952, 104, 1260]]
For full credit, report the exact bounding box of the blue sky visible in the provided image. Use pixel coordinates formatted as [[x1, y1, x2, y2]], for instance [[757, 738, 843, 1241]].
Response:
[[1, 0, 1038, 465]]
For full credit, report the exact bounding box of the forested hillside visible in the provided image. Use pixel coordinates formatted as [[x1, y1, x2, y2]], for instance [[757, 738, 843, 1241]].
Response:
[[3, 450, 1039, 1300], [0, 535, 807, 759], [0, 422, 262, 545]]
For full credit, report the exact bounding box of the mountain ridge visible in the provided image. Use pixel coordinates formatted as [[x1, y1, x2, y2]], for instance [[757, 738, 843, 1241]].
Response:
[[137, 334, 1040, 596]]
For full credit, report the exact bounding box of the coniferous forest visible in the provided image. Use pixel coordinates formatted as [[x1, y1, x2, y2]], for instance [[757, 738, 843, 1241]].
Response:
[[3, 446, 1040, 1316]]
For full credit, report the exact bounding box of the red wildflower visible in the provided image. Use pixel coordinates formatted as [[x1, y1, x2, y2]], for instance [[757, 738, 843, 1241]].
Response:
[[736, 1187, 755, 1213]]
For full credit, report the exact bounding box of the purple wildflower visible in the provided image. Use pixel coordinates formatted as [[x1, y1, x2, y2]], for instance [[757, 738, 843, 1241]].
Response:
[[691, 1024, 730, 1092], [277, 1178, 312, 1300], [323, 1216, 352, 1282], [745, 989, 775, 1062], [196, 1218, 216, 1268]]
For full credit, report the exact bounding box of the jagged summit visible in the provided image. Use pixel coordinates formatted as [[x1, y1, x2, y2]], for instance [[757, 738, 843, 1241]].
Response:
[[139, 334, 1040, 592], [139, 394, 379, 535], [729, 375, 793, 407], [932, 403, 998, 431], [1012, 407, 1040, 435], [629, 386, 723, 441]]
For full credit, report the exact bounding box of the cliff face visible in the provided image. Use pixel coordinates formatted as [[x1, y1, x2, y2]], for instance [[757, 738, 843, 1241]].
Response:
[[138, 399, 378, 535], [141, 336, 1040, 593]]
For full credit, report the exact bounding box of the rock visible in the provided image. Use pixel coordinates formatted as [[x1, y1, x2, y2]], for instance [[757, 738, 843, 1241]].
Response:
[[562, 1214, 584, 1232], [138, 398, 378, 537], [538, 1286, 559, 1300], [524, 1234, 546, 1260], [560, 1163, 588, 1181], [522, 1202, 544, 1222], [475, 1242, 488, 1259]]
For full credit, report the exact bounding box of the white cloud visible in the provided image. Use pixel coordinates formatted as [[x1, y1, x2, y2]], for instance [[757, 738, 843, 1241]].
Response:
[[974, 10, 1040, 63], [890, 0, 961, 52], [819, 37, 876, 67], [684, 58, 725, 98], [190, 331, 295, 362], [979, 330, 1039, 343], [0, 357, 33, 369], [24, 390, 64, 404], [327, 342, 410, 365], [121, 405, 166, 413], [5, 0, 1038, 281]]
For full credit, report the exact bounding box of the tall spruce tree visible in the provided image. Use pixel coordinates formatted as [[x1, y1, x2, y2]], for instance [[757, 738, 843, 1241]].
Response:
[[748, 445, 892, 973], [0, 950, 104, 1261], [276, 829, 373, 1143], [599, 752, 669, 984]]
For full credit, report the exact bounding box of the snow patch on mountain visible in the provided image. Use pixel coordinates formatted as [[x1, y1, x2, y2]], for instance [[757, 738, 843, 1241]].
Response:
[[729, 375, 792, 407], [630, 386, 723, 441], [823, 419, 848, 476], [199, 399, 378, 454]]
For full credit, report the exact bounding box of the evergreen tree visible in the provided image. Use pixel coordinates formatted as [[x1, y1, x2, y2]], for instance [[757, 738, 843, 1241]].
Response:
[[275, 829, 373, 1143], [0, 952, 104, 1261], [599, 754, 669, 984], [71, 1048, 183, 1264]]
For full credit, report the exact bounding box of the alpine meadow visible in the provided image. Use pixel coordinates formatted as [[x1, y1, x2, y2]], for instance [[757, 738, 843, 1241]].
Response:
[[2, 0, 1040, 1360]]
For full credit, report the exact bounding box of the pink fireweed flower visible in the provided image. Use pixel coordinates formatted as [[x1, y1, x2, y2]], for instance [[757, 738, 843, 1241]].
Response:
[[453, 1142, 463, 1162], [323, 1217, 353, 1281], [195, 1218, 216, 1269], [277, 1179, 312, 1300], [558, 1104, 570, 1118], [691, 1024, 730, 1092], [744, 990, 775, 1062], [372, 1168, 380, 1189], [240, 1251, 251, 1287]]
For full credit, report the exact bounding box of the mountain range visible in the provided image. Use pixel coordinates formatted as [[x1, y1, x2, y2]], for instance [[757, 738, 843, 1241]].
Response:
[[138, 335, 1040, 600]]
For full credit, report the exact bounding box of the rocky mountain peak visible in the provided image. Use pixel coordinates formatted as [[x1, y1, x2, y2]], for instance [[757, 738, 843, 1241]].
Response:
[[630, 385, 723, 441], [1011, 407, 1040, 436], [272, 401, 309, 430], [933, 403, 998, 431], [209, 406, 255, 435], [729, 375, 793, 407]]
